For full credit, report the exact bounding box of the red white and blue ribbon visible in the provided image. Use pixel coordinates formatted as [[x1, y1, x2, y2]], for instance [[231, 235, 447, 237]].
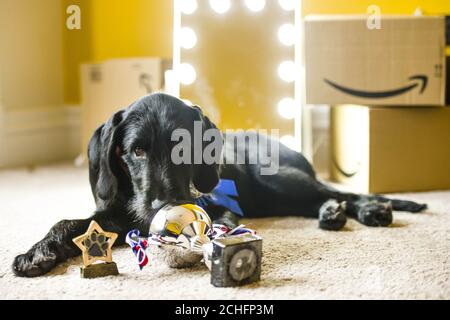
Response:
[[126, 224, 256, 270], [125, 230, 149, 270], [209, 224, 256, 238]]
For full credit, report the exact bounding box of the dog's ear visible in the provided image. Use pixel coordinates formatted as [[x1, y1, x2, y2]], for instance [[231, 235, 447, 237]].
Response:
[[88, 110, 125, 209], [191, 106, 223, 193]]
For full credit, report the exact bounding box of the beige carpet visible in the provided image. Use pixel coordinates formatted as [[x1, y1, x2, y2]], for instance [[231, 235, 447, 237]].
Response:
[[0, 163, 449, 300]]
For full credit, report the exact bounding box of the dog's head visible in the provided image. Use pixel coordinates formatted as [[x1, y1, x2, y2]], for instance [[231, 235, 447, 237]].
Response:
[[88, 93, 222, 221]]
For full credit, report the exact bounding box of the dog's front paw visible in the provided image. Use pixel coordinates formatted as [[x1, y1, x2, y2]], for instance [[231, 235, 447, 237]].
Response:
[[319, 200, 347, 231], [358, 201, 393, 227], [12, 246, 57, 277]]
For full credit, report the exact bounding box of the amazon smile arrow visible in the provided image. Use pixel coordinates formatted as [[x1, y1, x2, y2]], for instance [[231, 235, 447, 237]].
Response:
[[324, 75, 428, 99]]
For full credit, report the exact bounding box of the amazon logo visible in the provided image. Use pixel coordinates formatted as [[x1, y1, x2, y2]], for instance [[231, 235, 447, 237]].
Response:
[[324, 75, 428, 99], [332, 157, 361, 179]]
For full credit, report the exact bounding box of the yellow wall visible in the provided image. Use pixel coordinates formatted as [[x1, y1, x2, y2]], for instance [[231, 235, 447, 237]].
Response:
[[0, 0, 64, 111], [62, 0, 173, 104], [62, 0, 92, 105]]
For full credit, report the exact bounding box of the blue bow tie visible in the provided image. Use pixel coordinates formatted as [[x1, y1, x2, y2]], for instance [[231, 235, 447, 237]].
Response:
[[196, 179, 244, 217]]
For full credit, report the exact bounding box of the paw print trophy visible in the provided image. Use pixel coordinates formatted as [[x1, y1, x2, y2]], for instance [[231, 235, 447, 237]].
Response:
[[72, 221, 119, 278]]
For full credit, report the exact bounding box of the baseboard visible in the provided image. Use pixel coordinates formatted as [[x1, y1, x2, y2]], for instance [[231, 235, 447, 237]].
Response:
[[0, 105, 81, 168]]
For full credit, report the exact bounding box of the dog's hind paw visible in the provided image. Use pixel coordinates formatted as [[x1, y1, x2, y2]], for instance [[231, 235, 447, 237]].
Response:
[[358, 201, 393, 227]]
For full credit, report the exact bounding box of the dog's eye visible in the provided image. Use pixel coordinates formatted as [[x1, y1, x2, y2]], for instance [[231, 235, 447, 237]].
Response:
[[134, 147, 146, 158]]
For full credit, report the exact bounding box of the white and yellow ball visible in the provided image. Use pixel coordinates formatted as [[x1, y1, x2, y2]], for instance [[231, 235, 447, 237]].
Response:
[[149, 204, 212, 267]]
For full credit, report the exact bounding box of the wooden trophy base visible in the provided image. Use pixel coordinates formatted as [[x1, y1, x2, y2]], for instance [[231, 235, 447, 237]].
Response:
[[80, 262, 119, 279]]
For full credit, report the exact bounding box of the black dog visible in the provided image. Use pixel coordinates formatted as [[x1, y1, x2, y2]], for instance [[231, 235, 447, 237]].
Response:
[[13, 93, 426, 277]]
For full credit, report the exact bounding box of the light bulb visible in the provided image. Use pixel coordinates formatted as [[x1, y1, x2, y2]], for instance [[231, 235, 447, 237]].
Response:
[[245, 0, 266, 12], [180, 0, 198, 15], [178, 63, 197, 85], [278, 23, 296, 46], [280, 135, 298, 150], [277, 98, 296, 119], [180, 27, 197, 49], [278, 61, 296, 83], [278, 0, 296, 11], [209, 0, 231, 14]]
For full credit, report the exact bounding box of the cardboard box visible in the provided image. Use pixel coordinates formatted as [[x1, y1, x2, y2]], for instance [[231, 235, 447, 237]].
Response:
[[330, 105, 450, 193], [305, 15, 446, 106], [81, 58, 169, 155], [447, 56, 450, 105]]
